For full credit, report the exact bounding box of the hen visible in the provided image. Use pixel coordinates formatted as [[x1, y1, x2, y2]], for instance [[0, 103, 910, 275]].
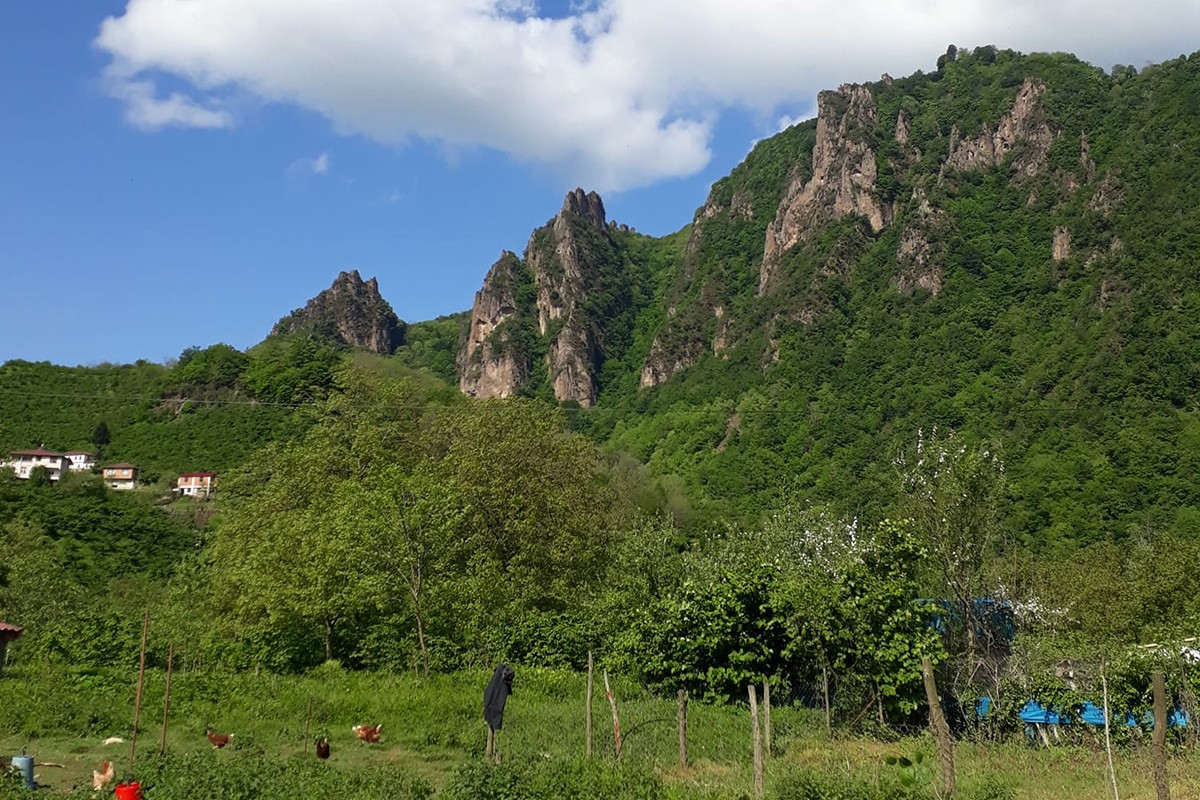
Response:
[[206, 729, 234, 749], [351, 724, 382, 744], [92, 761, 114, 791], [315, 737, 330, 759]]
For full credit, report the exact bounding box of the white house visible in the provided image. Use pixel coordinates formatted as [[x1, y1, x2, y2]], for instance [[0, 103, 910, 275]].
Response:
[[8, 448, 70, 481], [64, 451, 97, 472], [177, 471, 217, 498]]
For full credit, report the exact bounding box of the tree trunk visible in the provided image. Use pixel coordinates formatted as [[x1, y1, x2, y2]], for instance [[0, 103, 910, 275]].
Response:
[[323, 616, 334, 663], [414, 605, 430, 679], [1152, 671, 1171, 800], [921, 656, 955, 798]]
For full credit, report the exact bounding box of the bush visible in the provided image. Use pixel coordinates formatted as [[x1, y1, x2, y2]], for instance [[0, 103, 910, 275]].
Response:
[[444, 757, 666, 800], [0, 752, 433, 800]]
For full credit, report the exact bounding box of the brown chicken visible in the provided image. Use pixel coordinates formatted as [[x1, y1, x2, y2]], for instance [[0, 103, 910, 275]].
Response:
[[351, 724, 382, 744], [206, 729, 235, 748], [315, 737, 330, 759], [92, 761, 115, 791]]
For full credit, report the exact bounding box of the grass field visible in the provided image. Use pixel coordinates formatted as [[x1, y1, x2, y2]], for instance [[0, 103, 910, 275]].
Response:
[[3, 663, 1200, 798]]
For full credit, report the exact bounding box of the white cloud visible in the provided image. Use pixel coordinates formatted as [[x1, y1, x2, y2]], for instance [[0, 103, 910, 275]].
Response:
[[107, 76, 232, 130], [286, 152, 332, 180], [95, 0, 1200, 191]]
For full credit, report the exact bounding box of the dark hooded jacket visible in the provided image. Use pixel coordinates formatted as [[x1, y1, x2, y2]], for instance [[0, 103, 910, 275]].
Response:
[[483, 664, 515, 730]]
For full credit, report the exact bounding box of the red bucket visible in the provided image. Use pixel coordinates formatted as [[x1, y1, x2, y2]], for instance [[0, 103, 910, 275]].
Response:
[[114, 782, 143, 800]]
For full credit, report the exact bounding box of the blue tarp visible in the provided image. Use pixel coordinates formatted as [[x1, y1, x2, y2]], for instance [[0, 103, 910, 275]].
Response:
[[1016, 699, 1188, 728]]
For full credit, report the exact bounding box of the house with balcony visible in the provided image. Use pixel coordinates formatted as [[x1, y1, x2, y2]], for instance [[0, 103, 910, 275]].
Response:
[[102, 463, 139, 490], [8, 448, 70, 481], [64, 451, 97, 472], [177, 471, 217, 498]]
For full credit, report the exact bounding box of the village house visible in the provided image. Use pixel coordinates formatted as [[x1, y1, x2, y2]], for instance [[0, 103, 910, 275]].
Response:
[[64, 450, 97, 472], [7, 448, 70, 481], [177, 471, 217, 498], [102, 463, 139, 490]]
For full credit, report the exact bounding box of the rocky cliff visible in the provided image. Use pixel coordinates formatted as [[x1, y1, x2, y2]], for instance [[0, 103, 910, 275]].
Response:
[[271, 270, 405, 354], [458, 252, 528, 399], [759, 83, 890, 295], [458, 188, 626, 406]]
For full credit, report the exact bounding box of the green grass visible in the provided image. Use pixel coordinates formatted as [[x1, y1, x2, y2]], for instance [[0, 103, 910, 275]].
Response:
[[3, 664, 1200, 798]]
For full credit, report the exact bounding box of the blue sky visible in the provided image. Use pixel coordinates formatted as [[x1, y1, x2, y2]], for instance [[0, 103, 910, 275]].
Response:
[[4, 1, 1198, 366]]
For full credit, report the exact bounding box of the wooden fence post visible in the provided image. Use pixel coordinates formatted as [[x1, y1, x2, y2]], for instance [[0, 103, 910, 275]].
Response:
[[603, 670, 622, 761], [1152, 671, 1171, 800], [129, 611, 150, 769], [822, 665, 832, 738], [159, 644, 174, 755], [920, 657, 955, 798], [304, 696, 313, 755], [586, 651, 594, 758], [677, 690, 688, 769], [1101, 665, 1120, 800], [763, 679, 771, 757], [748, 684, 764, 797]]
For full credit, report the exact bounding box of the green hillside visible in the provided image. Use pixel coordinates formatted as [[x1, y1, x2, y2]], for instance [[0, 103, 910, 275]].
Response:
[[556, 48, 1200, 548]]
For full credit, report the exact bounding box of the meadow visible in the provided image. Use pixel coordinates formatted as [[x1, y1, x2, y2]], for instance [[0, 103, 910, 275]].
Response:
[[3, 663, 1200, 799]]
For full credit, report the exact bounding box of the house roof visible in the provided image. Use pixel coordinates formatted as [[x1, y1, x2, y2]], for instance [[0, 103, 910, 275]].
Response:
[[64, 451, 95, 457], [10, 448, 65, 458], [179, 472, 217, 479], [103, 463, 139, 470], [0, 621, 23, 640]]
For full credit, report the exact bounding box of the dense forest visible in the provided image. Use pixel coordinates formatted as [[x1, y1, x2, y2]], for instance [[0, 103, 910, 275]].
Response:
[[5, 46, 1200, 734]]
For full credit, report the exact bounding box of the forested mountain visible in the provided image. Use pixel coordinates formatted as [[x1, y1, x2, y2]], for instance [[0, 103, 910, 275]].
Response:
[[458, 46, 1200, 548], [6, 47, 1200, 550]]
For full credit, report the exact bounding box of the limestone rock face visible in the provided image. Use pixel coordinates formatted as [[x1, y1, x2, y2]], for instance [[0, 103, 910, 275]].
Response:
[[525, 188, 615, 407], [458, 252, 527, 399], [1053, 226, 1072, 261], [458, 189, 619, 406], [272, 270, 405, 354], [943, 78, 1054, 178], [895, 187, 947, 296], [760, 84, 889, 295]]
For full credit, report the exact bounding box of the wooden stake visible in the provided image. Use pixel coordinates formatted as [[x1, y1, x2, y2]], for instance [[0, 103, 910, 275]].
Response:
[[762, 679, 771, 758], [586, 651, 594, 758], [677, 690, 688, 769], [1152, 671, 1171, 800], [159, 644, 174, 755], [920, 656, 955, 798], [822, 665, 832, 738], [486, 726, 496, 761], [748, 685, 763, 797], [1102, 666, 1120, 800], [603, 670, 622, 761], [304, 696, 313, 755], [129, 610, 150, 768]]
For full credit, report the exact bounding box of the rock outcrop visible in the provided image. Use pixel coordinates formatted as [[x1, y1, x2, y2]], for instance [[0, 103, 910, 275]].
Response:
[[458, 189, 620, 406], [525, 189, 615, 407], [942, 78, 1054, 179], [1053, 226, 1072, 261], [458, 252, 528, 399], [895, 187, 947, 296], [760, 84, 890, 295], [271, 270, 405, 354]]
